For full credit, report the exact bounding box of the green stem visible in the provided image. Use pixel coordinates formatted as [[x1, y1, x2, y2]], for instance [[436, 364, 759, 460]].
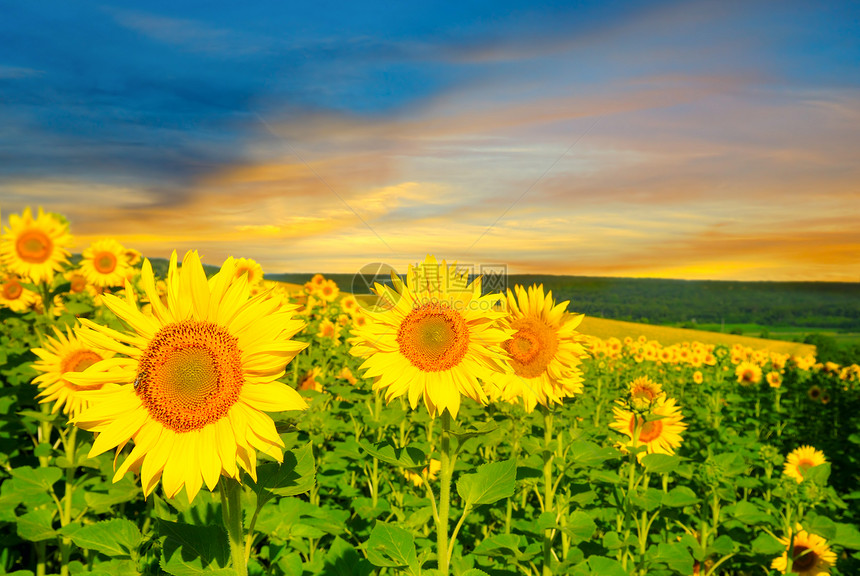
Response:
[[59, 426, 78, 576], [541, 406, 555, 576], [436, 411, 454, 576], [219, 478, 248, 576]]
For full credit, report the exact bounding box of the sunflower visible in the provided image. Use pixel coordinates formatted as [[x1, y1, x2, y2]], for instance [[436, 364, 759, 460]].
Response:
[[0, 207, 72, 284], [0, 274, 40, 312], [783, 445, 827, 484], [64, 270, 90, 294], [485, 284, 587, 413], [735, 361, 762, 386], [65, 250, 308, 502], [315, 279, 340, 303], [771, 525, 837, 575], [692, 371, 704, 384], [31, 326, 113, 417], [610, 397, 687, 460], [628, 376, 664, 411], [233, 258, 264, 286], [767, 371, 783, 388], [316, 319, 342, 342], [349, 255, 512, 418], [79, 239, 133, 288], [807, 385, 822, 402]]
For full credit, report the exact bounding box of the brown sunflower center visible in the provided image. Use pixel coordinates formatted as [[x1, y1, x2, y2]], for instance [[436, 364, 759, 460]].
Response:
[[2, 279, 23, 300], [397, 302, 469, 372], [741, 369, 756, 383], [69, 274, 87, 293], [791, 545, 817, 570], [504, 317, 559, 379], [16, 230, 53, 263], [60, 349, 104, 391], [796, 458, 816, 476], [630, 416, 664, 443], [135, 320, 244, 432], [93, 251, 118, 274]]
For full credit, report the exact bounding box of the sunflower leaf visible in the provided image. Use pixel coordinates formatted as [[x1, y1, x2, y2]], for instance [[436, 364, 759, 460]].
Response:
[[158, 520, 232, 576], [641, 453, 680, 474], [249, 443, 315, 502], [456, 459, 516, 507], [358, 439, 427, 470], [60, 518, 141, 559], [363, 522, 420, 574], [16, 509, 56, 542]]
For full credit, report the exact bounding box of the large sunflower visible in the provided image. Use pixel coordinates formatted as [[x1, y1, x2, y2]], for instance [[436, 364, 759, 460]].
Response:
[[31, 326, 113, 417], [66, 250, 308, 501], [487, 284, 587, 413], [783, 445, 827, 484], [349, 255, 512, 418], [771, 525, 837, 575], [0, 207, 72, 284], [79, 239, 133, 288], [0, 274, 40, 312], [610, 397, 687, 460]]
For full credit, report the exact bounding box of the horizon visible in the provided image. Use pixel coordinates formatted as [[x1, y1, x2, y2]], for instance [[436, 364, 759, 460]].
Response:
[[2, 1, 859, 282]]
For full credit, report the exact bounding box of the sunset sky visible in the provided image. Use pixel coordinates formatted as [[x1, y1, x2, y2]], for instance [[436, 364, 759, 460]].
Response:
[[1, 1, 858, 281]]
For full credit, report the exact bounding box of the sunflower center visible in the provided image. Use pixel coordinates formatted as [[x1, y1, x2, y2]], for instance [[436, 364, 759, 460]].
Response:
[[505, 317, 559, 379], [16, 230, 53, 263], [792, 545, 816, 570], [397, 302, 469, 372], [93, 251, 118, 274], [2, 279, 23, 300], [69, 274, 87, 293], [136, 320, 244, 432], [630, 416, 664, 443], [60, 349, 104, 391]]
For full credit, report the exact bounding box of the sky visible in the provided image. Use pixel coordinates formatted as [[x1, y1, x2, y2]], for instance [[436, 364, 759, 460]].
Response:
[[1, 0, 858, 282]]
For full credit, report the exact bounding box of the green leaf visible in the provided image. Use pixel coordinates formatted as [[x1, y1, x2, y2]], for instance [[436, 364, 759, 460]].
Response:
[[158, 520, 233, 576], [17, 410, 63, 424], [833, 522, 860, 549], [33, 443, 53, 458], [585, 555, 628, 576], [84, 477, 142, 514], [16, 509, 56, 542], [751, 533, 784, 555], [357, 439, 427, 470], [248, 443, 316, 501], [83, 559, 140, 576], [60, 518, 141, 558], [651, 542, 694, 574], [640, 453, 680, 474], [448, 420, 498, 440], [706, 535, 735, 556], [568, 440, 619, 466], [9, 466, 62, 494], [729, 500, 772, 525], [322, 536, 373, 576], [804, 463, 831, 484], [662, 486, 699, 507], [711, 452, 747, 477], [629, 487, 663, 511], [805, 514, 837, 540], [363, 523, 419, 575], [456, 459, 516, 507], [561, 511, 596, 544], [461, 570, 491, 576], [276, 552, 303, 576]]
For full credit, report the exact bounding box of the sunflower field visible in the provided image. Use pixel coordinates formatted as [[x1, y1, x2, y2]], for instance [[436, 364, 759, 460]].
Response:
[[1, 207, 860, 576]]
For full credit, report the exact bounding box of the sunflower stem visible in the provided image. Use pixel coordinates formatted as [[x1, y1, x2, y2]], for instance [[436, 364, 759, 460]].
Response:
[[58, 425, 78, 576], [436, 410, 454, 576], [219, 478, 248, 576], [541, 405, 555, 576]]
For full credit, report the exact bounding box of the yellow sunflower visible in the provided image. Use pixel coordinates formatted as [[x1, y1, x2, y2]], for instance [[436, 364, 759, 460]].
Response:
[[0, 207, 72, 284], [31, 326, 113, 417], [233, 258, 264, 286], [736, 361, 762, 385], [79, 239, 133, 288], [66, 250, 308, 502], [349, 255, 512, 419], [767, 371, 783, 388], [487, 284, 588, 413], [771, 525, 837, 575], [628, 376, 664, 411], [610, 397, 687, 460], [0, 274, 40, 312], [64, 270, 90, 294], [783, 445, 827, 484]]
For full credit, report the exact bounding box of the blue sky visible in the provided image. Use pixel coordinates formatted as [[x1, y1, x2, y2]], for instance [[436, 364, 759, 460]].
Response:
[[1, 0, 858, 280]]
